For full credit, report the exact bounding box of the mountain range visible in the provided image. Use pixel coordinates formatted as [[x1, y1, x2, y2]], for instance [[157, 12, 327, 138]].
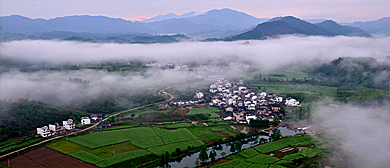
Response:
[[0, 9, 267, 38], [0, 8, 388, 42], [226, 16, 371, 41]]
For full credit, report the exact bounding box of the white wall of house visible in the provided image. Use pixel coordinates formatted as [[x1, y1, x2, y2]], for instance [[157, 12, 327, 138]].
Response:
[[285, 98, 301, 106], [80, 117, 91, 125], [63, 119, 75, 130]]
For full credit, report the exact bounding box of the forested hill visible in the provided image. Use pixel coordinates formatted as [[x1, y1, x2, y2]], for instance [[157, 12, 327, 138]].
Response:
[[310, 57, 390, 90], [226, 16, 370, 41]]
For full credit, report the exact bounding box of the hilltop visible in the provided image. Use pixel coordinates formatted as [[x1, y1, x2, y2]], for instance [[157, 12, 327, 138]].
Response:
[[226, 16, 370, 41]]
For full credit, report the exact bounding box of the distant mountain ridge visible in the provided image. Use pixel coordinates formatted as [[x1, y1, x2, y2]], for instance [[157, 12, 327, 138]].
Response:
[[0, 8, 268, 38], [141, 11, 201, 23], [341, 17, 390, 35], [226, 16, 370, 41]]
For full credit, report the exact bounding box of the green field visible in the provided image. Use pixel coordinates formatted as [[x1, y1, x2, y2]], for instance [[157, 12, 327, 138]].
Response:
[[47, 140, 88, 154], [186, 107, 220, 118], [247, 83, 338, 98], [234, 161, 253, 168], [96, 150, 152, 167], [70, 151, 105, 164], [212, 159, 242, 168], [212, 136, 321, 168], [237, 148, 261, 158], [49, 126, 204, 167], [69, 127, 158, 148], [246, 154, 280, 164], [146, 140, 204, 155], [162, 122, 194, 129], [254, 136, 312, 153], [187, 125, 239, 142]]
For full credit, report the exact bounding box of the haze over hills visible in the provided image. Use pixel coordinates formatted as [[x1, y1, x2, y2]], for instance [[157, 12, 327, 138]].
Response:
[[341, 17, 390, 36], [0, 8, 387, 42], [140, 11, 201, 22], [226, 16, 371, 41], [0, 8, 267, 39]]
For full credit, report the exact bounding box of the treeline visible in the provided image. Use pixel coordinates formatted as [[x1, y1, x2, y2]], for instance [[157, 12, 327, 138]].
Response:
[[0, 91, 166, 141], [286, 92, 319, 103], [285, 106, 311, 121], [0, 99, 88, 141], [334, 87, 390, 104], [310, 57, 390, 90], [250, 73, 317, 84]]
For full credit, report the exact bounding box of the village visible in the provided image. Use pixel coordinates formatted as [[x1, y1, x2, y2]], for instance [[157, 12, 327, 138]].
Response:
[[35, 114, 111, 138], [35, 78, 301, 138], [165, 78, 301, 125]]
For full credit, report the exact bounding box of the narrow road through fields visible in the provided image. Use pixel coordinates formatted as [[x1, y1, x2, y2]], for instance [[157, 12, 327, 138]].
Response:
[[0, 87, 174, 160]]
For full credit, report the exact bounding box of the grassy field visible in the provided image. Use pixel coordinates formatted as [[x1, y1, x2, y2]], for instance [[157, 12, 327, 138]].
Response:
[[47, 140, 88, 154], [69, 151, 104, 164], [186, 107, 221, 118], [247, 83, 338, 98], [146, 140, 204, 155], [212, 136, 322, 168], [49, 126, 204, 167], [96, 150, 152, 167], [187, 125, 239, 143]]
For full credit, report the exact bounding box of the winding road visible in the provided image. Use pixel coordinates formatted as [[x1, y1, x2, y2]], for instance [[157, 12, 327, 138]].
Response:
[[0, 87, 174, 160]]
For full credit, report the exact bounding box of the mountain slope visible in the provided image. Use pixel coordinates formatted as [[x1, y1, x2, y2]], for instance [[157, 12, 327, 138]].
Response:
[[316, 20, 371, 37], [343, 17, 390, 35], [0, 9, 267, 37], [227, 16, 370, 40]]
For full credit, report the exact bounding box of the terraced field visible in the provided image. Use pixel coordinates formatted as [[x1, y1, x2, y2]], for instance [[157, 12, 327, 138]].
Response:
[[48, 126, 204, 167], [211, 136, 325, 168]]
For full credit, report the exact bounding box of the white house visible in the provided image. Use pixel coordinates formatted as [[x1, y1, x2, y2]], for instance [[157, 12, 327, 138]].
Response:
[[90, 114, 98, 121], [49, 123, 65, 135], [238, 86, 247, 91], [246, 114, 257, 124], [37, 126, 52, 137], [80, 117, 91, 125], [259, 92, 267, 97], [248, 104, 256, 111], [223, 116, 233, 121], [195, 92, 204, 99], [272, 96, 283, 103], [63, 119, 75, 130], [285, 97, 301, 106]]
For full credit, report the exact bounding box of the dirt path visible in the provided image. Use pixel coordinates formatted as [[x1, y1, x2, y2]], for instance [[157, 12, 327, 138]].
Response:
[[0, 87, 174, 160]]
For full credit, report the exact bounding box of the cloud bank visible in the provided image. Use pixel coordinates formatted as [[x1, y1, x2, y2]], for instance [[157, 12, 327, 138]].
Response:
[[312, 104, 390, 168], [2, 36, 390, 70]]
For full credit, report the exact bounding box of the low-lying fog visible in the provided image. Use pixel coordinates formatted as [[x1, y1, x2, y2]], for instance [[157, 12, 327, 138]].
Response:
[[2, 36, 390, 69], [312, 104, 390, 168], [1, 36, 389, 167]]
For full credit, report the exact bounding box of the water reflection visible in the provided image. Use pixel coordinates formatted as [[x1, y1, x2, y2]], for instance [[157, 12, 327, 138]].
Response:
[[164, 127, 302, 168], [166, 135, 269, 168]]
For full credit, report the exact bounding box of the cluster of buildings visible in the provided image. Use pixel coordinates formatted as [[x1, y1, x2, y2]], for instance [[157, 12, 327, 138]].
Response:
[[207, 79, 301, 124], [162, 78, 301, 125], [36, 119, 75, 137], [36, 114, 106, 137]]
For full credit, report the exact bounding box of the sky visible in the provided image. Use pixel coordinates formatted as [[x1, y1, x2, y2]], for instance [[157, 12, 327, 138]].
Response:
[[1, 0, 389, 22]]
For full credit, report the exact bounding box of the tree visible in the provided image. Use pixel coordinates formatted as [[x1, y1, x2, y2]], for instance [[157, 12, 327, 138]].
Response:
[[271, 131, 282, 141], [199, 146, 209, 163], [230, 143, 236, 152], [259, 137, 267, 144], [209, 150, 216, 161], [221, 152, 226, 157], [236, 141, 243, 151], [162, 151, 171, 163], [175, 148, 181, 156], [273, 117, 281, 126]]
